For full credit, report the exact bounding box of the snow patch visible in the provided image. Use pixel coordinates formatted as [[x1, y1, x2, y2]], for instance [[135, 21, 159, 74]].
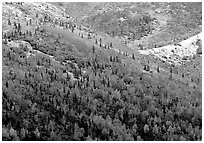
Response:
[[139, 33, 202, 65]]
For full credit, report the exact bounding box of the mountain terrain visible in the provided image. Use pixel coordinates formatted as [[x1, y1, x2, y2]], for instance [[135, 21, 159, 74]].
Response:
[[2, 2, 202, 141], [53, 2, 201, 48]]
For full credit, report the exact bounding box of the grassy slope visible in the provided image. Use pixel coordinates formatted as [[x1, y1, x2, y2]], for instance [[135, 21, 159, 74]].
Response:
[[43, 25, 92, 55]]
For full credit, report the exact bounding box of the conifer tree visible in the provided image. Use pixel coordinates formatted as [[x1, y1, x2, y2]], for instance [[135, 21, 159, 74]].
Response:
[[132, 53, 135, 59], [8, 19, 11, 25], [92, 45, 95, 53], [157, 66, 160, 73]]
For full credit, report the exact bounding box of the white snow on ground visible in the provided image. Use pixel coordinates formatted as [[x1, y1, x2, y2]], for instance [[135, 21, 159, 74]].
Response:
[[2, 4, 23, 19], [139, 33, 202, 65], [30, 2, 65, 18], [2, 2, 69, 23]]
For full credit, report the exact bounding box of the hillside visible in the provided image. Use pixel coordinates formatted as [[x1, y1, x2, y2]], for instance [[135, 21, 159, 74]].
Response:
[[2, 2, 202, 141], [56, 2, 201, 49]]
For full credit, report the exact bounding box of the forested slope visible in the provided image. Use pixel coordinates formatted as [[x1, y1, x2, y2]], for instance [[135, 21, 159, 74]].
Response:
[[2, 2, 202, 141]]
